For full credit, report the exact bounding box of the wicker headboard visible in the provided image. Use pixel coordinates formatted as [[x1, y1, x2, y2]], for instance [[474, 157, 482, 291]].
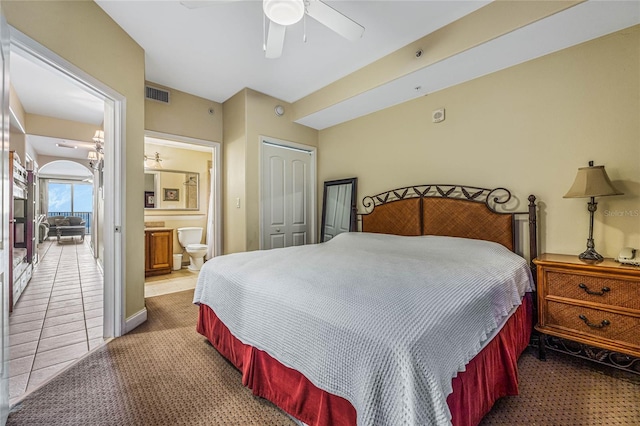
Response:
[[360, 185, 537, 263]]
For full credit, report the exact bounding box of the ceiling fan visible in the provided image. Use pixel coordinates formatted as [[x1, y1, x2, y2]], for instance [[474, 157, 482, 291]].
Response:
[[180, 0, 365, 59]]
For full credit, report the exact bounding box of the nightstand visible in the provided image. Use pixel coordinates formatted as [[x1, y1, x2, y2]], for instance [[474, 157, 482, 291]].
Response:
[[534, 253, 640, 364]]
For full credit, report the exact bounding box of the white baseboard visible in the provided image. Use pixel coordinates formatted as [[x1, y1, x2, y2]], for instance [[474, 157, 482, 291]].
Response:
[[124, 307, 147, 334]]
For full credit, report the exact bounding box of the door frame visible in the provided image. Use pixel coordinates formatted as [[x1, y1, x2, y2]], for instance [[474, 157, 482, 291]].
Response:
[[259, 136, 317, 250], [144, 130, 222, 258], [1, 9, 10, 424], [9, 27, 126, 338]]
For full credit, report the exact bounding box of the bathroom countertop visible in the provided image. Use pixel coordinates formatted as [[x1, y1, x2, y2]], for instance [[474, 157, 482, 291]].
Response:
[[145, 221, 165, 228], [144, 227, 173, 232]]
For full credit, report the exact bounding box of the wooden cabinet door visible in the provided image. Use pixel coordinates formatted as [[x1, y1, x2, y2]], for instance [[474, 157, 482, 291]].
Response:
[[145, 229, 173, 277], [148, 230, 171, 270]]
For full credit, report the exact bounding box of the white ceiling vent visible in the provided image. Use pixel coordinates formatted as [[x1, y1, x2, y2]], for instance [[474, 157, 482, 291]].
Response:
[[145, 85, 170, 104]]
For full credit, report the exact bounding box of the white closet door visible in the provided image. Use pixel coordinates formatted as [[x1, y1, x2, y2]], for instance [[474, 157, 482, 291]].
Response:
[[261, 142, 312, 250]]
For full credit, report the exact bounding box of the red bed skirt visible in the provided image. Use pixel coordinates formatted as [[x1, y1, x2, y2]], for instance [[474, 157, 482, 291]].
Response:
[[196, 293, 532, 426]]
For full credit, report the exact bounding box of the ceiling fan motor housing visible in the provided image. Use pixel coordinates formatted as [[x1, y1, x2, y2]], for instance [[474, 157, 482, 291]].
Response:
[[263, 0, 305, 26]]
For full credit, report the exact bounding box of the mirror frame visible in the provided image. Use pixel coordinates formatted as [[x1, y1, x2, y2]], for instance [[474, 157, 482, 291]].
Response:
[[320, 177, 358, 242], [144, 168, 200, 211]]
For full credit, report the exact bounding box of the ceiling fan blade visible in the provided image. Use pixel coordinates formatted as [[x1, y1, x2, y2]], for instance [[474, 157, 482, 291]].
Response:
[[265, 21, 286, 59], [305, 0, 364, 41], [180, 0, 237, 9]]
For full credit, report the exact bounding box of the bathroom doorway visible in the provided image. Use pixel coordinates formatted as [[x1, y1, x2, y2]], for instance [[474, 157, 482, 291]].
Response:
[[143, 131, 221, 299]]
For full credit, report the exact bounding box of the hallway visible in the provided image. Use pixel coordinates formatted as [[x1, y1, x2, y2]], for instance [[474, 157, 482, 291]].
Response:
[[8, 237, 104, 404]]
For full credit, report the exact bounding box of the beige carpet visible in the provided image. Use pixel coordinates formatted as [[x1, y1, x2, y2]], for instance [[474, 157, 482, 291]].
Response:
[[8, 290, 294, 425], [7, 289, 640, 425]]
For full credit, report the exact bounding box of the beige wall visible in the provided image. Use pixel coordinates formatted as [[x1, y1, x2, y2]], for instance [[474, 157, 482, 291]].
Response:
[[318, 25, 640, 259], [144, 82, 221, 258], [223, 88, 319, 253], [143, 142, 212, 254], [9, 84, 26, 160], [222, 90, 247, 254], [23, 114, 99, 168], [9, 83, 25, 130], [244, 89, 318, 251], [145, 81, 223, 143], [26, 113, 97, 144], [5, 0, 146, 320], [9, 130, 24, 160]]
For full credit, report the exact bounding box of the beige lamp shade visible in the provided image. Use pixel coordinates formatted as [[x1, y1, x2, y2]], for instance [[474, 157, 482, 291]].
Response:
[[93, 130, 104, 143], [564, 165, 623, 198], [87, 151, 98, 161]]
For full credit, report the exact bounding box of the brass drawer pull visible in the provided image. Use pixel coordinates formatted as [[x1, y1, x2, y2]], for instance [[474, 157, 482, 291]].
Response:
[[578, 283, 610, 296], [578, 314, 610, 329]]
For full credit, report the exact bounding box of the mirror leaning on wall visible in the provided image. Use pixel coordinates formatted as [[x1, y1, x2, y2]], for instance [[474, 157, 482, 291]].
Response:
[[320, 177, 357, 242]]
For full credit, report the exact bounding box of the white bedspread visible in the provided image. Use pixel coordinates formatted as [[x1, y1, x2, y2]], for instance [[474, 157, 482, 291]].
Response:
[[193, 233, 534, 425]]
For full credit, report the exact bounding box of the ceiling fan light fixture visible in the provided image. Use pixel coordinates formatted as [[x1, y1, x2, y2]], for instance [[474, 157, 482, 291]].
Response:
[[263, 0, 304, 26]]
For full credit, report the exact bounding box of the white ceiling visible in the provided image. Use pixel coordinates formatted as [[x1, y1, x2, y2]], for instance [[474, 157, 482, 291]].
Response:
[[10, 52, 104, 125], [95, 0, 491, 104], [8, 0, 640, 142], [26, 134, 97, 160]]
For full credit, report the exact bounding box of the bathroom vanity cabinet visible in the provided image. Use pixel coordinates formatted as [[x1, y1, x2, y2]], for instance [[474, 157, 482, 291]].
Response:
[[145, 228, 173, 277]]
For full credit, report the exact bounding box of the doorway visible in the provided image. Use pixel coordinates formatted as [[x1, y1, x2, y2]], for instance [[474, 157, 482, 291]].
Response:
[[143, 131, 222, 298], [260, 137, 316, 250], [4, 27, 126, 403]]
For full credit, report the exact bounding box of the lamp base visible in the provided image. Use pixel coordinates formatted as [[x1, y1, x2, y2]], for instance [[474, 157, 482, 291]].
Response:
[[578, 248, 604, 261]]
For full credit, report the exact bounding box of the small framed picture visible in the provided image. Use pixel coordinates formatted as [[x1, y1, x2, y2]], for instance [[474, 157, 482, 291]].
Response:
[[145, 191, 155, 208], [163, 188, 179, 201]]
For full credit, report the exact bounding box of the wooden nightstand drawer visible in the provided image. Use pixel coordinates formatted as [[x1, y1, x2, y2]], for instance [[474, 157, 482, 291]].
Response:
[[546, 270, 640, 310], [534, 253, 640, 359], [546, 301, 640, 347]]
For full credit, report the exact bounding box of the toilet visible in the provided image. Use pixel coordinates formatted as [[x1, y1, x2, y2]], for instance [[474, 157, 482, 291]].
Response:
[[177, 227, 208, 272]]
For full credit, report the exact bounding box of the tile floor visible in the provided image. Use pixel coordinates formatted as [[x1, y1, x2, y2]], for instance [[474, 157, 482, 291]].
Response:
[[8, 236, 104, 404], [144, 266, 198, 298]]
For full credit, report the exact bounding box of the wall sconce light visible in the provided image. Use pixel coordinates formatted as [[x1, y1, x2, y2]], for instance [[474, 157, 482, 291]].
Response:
[[93, 130, 105, 154], [87, 151, 99, 169], [93, 130, 104, 143], [144, 152, 163, 169]]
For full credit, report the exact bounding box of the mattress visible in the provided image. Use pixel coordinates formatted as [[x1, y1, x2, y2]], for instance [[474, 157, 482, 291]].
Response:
[[193, 233, 534, 424], [197, 293, 533, 426]]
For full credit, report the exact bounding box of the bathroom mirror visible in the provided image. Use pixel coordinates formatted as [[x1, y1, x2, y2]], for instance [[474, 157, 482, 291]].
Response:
[[144, 169, 199, 210], [320, 177, 357, 242]]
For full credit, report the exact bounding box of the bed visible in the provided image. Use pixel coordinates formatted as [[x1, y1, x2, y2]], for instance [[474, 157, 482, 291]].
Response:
[[194, 184, 538, 426]]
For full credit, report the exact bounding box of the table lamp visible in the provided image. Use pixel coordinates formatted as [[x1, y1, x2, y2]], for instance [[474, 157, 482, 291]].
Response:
[[564, 161, 623, 261]]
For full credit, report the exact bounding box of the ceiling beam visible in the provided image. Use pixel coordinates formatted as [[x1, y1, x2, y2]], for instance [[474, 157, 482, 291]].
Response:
[[292, 0, 584, 122]]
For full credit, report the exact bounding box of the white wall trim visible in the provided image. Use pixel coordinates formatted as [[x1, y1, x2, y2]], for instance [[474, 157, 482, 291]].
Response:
[[124, 307, 147, 334]]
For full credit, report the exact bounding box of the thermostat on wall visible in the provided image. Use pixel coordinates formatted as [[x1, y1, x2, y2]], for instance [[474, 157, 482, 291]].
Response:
[[432, 108, 445, 123]]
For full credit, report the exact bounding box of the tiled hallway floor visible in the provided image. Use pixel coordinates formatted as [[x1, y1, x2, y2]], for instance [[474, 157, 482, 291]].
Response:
[[8, 237, 104, 404]]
